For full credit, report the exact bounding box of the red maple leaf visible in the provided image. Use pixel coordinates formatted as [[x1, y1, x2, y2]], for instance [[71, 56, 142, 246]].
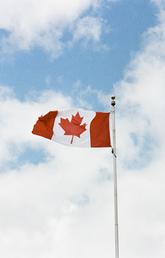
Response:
[[59, 112, 87, 144]]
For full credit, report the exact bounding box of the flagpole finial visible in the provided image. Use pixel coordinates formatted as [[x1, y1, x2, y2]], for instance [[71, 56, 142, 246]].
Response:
[[111, 96, 116, 107]]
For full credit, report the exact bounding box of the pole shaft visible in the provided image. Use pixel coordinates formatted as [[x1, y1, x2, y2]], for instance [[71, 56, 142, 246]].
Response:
[[111, 97, 119, 258]]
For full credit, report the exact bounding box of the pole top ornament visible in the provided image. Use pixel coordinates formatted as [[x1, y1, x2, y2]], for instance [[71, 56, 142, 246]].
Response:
[[111, 96, 116, 107]]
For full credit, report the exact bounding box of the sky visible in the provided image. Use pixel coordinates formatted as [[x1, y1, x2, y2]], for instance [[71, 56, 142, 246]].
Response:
[[0, 0, 165, 258]]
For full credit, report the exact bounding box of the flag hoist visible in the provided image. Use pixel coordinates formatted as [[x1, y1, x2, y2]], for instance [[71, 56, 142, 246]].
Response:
[[32, 96, 119, 258]]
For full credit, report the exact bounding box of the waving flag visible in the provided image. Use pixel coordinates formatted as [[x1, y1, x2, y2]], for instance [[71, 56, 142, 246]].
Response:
[[32, 109, 111, 148]]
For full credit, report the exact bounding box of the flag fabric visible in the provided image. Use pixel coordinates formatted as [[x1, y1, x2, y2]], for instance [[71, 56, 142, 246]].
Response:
[[32, 109, 111, 148]]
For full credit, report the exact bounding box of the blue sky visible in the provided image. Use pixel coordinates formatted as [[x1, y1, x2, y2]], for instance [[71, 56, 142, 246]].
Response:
[[0, 1, 157, 100], [0, 1, 165, 258]]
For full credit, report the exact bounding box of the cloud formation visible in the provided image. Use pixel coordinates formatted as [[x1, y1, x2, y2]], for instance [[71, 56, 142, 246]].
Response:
[[0, 0, 105, 56], [71, 16, 103, 45], [0, 1, 165, 258], [0, 85, 115, 258]]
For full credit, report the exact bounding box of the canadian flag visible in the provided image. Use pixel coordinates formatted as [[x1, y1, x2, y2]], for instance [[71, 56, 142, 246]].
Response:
[[32, 109, 111, 148]]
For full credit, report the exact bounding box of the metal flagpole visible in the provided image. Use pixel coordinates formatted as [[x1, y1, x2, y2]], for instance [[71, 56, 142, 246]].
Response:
[[111, 96, 119, 258]]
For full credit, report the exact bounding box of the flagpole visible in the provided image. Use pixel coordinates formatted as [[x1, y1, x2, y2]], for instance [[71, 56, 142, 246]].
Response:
[[111, 96, 119, 258]]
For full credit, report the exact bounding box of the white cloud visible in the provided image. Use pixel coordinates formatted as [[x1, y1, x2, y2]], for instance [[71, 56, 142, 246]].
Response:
[[0, 85, 115, 257], [114, 2, 165, 165], [0, 86, 73, 163], [111, 2, 165, 256], [0, 0, 104, 56], [71, 16, 102, 44]]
